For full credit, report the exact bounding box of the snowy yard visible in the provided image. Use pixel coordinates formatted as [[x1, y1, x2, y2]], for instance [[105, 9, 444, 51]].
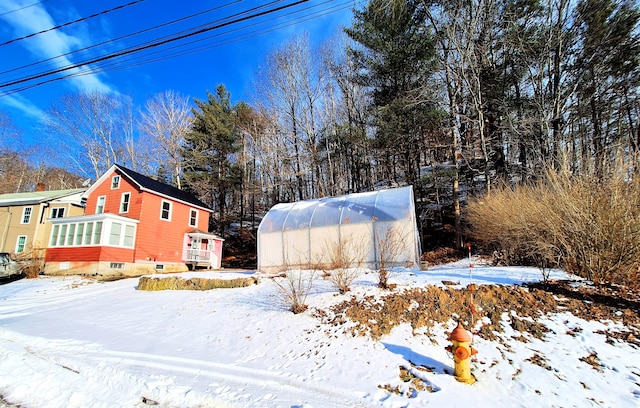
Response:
[[1, 259, 639, 407]]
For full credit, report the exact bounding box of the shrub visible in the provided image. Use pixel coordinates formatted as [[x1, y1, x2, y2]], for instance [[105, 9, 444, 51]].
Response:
[[322, 233, 366, 294], [15, 247, 45, 279], [467, 171, 640, 287], [272, 269, 316, 313], [375, 224, 408, 289]]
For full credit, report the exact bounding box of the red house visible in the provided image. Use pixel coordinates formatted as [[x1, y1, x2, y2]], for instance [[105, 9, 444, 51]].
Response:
[[44, 164, 224, 278]]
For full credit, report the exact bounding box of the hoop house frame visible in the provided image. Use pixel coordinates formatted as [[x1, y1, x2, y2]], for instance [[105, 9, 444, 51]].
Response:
[[257, 186, 421, 273]]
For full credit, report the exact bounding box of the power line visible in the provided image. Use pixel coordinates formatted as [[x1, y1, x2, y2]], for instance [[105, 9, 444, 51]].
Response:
[[0, 1, 312, 92], [63, 1, 354, 78], [0, 0, 245, 77], [0, 0, 50, 17], [0, 0, 146, 47], [0, 0, 360, 96]]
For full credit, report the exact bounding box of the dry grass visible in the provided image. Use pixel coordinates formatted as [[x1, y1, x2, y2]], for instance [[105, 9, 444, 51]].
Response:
[[321, 233, 367, 294], [138, 276, 258, 291], [272, 269, 316, 314], [467, 171, 640, 287], [375, 224, 408, 289], [14, 247, 45, 279]]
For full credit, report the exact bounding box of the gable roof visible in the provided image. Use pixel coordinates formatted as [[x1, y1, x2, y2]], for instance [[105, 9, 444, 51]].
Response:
[[86, 164, 212, 212], [0, 189, 86, 207]]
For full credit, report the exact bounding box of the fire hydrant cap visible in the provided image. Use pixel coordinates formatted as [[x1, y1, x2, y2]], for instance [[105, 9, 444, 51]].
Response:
[[450, 322, 472, 342]]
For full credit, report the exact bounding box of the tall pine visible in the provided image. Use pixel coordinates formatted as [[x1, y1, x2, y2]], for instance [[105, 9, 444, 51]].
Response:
[[345, 0, 441, 187], [182, 84, 242, 233]]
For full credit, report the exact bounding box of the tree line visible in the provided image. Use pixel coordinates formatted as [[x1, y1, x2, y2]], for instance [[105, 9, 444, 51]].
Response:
[[1, 0, 638, 250]]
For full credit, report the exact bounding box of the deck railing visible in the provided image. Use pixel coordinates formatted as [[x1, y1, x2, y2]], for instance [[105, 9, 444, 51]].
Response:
[[186, 249, 210, 262]]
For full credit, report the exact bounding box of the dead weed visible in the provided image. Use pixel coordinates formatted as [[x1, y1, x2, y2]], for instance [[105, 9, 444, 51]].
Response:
[[316, 280, 640, 346]]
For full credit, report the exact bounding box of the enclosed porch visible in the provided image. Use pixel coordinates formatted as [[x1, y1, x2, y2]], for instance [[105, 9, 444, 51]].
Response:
[[183, 230, 224, 270]]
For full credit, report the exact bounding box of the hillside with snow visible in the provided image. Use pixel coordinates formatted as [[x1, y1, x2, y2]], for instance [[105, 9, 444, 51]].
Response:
[[1, 259, 639, 407]]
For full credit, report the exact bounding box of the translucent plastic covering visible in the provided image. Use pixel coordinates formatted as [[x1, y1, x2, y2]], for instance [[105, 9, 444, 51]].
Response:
[[257, 186, 421, 273]]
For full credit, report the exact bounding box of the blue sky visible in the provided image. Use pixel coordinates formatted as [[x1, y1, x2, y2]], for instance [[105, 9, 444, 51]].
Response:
[[0, 0, 356, 145]]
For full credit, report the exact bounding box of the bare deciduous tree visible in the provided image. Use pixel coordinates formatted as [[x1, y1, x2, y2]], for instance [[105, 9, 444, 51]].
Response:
[[138, 90, 191, 188], [43, 91, 137, 180], [255, 33, 329, 201]]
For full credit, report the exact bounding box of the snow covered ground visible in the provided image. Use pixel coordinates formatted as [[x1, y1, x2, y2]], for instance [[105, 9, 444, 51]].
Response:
[[1, 259, 639, 407]]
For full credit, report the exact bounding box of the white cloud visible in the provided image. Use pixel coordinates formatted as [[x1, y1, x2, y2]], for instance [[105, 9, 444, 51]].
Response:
[[0, 92, 45, 122], [0, 0, 114, 95]]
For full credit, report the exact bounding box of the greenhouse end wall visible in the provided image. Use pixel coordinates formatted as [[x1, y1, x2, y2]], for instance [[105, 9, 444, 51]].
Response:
[[257, 186, 421, 274]]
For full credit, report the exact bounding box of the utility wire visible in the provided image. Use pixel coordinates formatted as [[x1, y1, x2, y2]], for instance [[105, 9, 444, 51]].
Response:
[[0, 0, 146, 47], [0, 0, 311, 92], [0, 0, 50, 17], [0, 1, 280, 87], [1, 1, 350, 97], [0, 0, 245, 77], [0, 0, 360, 96], [65, 1, 353, 77]]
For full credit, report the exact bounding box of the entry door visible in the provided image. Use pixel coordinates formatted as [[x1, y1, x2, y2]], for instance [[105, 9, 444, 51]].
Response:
[[191, 237, 201, 260]]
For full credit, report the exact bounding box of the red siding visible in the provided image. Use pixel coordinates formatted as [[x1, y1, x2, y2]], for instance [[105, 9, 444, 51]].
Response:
[[70, 168, 211, 266], [134, 193, 210, 263], [84, 170, 143, 218], [46, 246, 134, 262]]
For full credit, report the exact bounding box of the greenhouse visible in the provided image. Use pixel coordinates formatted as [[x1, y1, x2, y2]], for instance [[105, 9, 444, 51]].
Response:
[[257, 186, 421, 273]]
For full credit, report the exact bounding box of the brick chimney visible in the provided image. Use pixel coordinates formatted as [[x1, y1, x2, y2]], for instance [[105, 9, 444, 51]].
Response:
[[35, 183, 46, 192]]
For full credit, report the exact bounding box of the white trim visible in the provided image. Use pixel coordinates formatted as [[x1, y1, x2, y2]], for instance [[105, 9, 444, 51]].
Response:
[[48, 214, 137, 249], [96, 195, 106, 214], [21, 207, 32, 224], [189, 209, 198, 227], [82, 165, 212, 213], [83, 165, 118, 200], [50, 207, 65, 218], [160, 200, 172, 221], [50, 212, 139, 224], [15, 235, 27, 253], [120, 192, 131, 213], [111, 175, 121, 189]]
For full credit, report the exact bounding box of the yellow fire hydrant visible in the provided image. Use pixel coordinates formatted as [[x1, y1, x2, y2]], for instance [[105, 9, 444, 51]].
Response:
[[446, 322, 477, 384]]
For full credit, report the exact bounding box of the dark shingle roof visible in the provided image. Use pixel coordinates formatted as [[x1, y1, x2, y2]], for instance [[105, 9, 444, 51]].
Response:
[[115, 165, 211, 211]]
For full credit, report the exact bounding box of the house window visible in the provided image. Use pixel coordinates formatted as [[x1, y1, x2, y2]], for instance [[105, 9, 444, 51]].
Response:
[[75, 223, 84, 245], [93, 222, 103, 244], [189, 209, 198, 227], [120, 193, 130, 213], [124, 225, 135, 247], [96, 196, 106, 214], [51, 207, 65, 218], [110, 262, 124, 269], [84, 222, 93, 245], [50, 225, 59, 246], [66, 224, 75, 246], [21, 207, 32, 224], [109, 222, 122, 245], [50, 218, 136, 249], [111, 176, 120, 189], [16, 236, 26, 253], [155, 264, 164, 270], [57, 225, 67, 246], [160, 200, 172, 221]]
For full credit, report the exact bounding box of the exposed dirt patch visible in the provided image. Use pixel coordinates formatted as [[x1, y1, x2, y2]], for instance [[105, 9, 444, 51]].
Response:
[[315, 280, 640, 347], [421, 248, 464, 267]]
